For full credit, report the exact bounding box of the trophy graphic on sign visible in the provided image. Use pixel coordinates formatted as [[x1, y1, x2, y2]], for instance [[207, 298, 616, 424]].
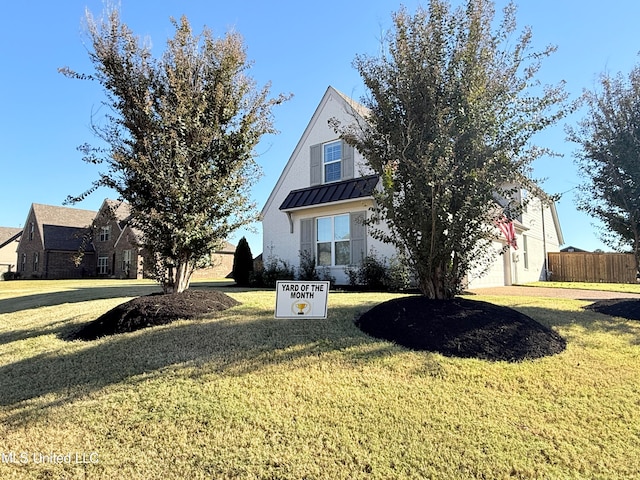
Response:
[[292, 301, 310, 315]]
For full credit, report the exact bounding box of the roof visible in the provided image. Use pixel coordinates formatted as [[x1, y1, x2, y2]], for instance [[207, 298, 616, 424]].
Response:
[[31, 203, 97, 228], [42, 225, 94, 252], [101, 199, 132, 229], [0, 227, 22, 249], [25, 203, 97, 251], [279, 175, 379, 211]]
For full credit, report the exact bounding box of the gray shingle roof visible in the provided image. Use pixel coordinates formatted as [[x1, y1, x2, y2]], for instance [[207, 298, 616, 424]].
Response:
[[42, 225, 94, 252], [279, 175, 379, 211]]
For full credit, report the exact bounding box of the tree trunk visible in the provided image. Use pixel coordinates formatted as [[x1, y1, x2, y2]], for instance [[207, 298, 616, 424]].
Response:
[[173, 260, 195, 293]]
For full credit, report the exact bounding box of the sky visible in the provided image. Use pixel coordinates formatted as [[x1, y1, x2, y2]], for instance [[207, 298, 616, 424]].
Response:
[[2, 0, 640, 255]]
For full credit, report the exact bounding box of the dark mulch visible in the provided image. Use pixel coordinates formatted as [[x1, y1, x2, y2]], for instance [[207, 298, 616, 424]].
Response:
[[583, 299, 640, 320], [356, 296, 566, 362], [67, 290, 240, 341]]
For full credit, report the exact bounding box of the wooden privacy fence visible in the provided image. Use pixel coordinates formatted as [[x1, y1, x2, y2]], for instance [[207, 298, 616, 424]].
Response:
[[547, 252, 637, 284]]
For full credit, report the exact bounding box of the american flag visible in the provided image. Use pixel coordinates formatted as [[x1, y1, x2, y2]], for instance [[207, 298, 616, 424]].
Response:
[[496, 217, 518, 249]]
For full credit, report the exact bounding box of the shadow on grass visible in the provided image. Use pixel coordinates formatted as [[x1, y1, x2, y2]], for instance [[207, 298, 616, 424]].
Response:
[[0, 301, 399, 409], [3, 300, 638, 413], [0, 284, 162, 314]]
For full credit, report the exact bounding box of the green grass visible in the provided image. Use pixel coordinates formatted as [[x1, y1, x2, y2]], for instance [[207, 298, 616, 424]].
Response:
[[524, 281, 640, 294], [1, 280, 640, 479]]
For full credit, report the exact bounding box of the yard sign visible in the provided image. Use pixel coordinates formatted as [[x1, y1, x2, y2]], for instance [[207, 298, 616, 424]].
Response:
[[275, 281, 330, 319]]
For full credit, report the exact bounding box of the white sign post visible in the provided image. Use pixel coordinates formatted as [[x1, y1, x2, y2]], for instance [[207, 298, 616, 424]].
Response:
[[275, 281, 330, 319]]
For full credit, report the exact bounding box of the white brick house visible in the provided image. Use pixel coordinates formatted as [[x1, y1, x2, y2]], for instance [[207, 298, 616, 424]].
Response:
[[261, 86, 564, 288]]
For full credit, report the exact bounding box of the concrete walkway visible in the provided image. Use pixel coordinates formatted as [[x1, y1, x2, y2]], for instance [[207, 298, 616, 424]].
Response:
[[468, 285, 640, 301]]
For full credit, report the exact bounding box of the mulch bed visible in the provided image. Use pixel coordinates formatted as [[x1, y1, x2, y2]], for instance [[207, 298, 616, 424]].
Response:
[[67, 290, 240, 341], [356, 296, 566, 362], [583, 299, 640, 320]]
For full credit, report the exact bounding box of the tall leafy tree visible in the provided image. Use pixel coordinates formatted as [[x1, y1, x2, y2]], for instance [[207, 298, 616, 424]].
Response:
[[568, 65, 640, 269], [335, 0, 568, 299], [61, 8, 288, 293]]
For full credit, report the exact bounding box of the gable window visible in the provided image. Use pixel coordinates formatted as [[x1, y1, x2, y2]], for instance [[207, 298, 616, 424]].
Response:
[[323, 141, 342, 183], [98, 256, 109, 275], [316, 214, 350, 266], [99, 226, 111, 242], [29, 222, 34, 241]]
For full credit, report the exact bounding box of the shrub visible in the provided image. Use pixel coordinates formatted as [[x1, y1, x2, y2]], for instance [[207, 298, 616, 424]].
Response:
[[253, 256, 295, 288], [297, 250, 319, 281], [2, 271, 18, 281], [346, 250, 388, 290], [345, 251, 412, 292], [232, 237, 254, 287]]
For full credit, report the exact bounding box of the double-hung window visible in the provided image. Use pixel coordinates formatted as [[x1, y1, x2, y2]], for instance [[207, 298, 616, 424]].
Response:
[[122, 250, 132, 273], [316, 214, 350, 266], [323, 141, 342, 183], [98, 256, 109, 275]]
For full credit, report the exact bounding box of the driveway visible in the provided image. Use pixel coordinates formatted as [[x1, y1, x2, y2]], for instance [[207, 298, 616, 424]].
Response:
[[468, 285, 640, 301]]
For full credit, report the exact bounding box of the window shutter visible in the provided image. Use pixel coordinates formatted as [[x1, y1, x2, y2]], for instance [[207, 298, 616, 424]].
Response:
[[342, 141, 354, 180], [300, 218, 314, 258], [350, 211, 366, 264], [310, 144, 322, 186]]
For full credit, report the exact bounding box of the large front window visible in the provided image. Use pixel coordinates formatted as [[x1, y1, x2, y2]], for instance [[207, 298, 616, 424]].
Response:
[[316, 214, 350, 266], [323, 141, 342, 183]]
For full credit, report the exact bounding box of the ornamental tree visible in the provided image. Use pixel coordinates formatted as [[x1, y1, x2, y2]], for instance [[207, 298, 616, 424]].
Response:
[[61, 7, 288, 293], [335, 0, 568, 299], [568, 64, 640, 270]]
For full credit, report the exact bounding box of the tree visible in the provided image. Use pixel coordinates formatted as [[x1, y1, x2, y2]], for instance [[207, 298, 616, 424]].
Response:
[[568, 65, 640, 270], [334, 0, 567, 299], [60, 7, 288, 293], [232, 237, 254, 286]]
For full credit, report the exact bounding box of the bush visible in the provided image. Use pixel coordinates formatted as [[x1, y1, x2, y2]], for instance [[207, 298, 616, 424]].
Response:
[[232, 237, 254, 287], [297, 250, 319, 281], [252, 256, 295, 288], [345, 251, 412, 292], [2, 271, 18, 281], [346, 250, 388, 290]]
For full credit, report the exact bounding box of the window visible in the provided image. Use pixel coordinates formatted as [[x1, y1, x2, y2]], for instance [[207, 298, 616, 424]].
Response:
[[316, 214, 350, 266], [99, 226, 111, 242], [522, 235, 529, 269], [98, 256, 109, 275], [33, 253, 39, 272], [323, 141, 342, 183], [122, 250, 132, 273], [21, 254, 26, 272], [29, 222, 34, 241]]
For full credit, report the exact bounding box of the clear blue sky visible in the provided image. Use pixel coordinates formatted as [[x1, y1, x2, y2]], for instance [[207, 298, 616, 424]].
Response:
[[2, 0, 640, 254]]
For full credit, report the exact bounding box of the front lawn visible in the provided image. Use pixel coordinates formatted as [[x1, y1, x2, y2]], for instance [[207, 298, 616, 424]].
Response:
[[1, 280, 639, 479]]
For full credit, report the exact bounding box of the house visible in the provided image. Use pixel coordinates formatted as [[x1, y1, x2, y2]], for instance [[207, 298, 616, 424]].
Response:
[[14, 199, 237, 280], [0, 227, 22, 277], [191, 241, 237, 280], [261, 86, 564, 288], [16, 203, 97, 279]]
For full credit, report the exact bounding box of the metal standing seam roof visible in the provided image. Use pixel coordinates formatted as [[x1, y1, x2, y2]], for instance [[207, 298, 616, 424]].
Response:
[[279, 175, 379, 211]]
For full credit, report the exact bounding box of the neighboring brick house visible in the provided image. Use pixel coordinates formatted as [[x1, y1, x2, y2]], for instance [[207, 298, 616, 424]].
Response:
[[0, 227, 22, 277], [16, 204, 97, 279], [190, 241, 236, 279], [13, 199, 236, 280]]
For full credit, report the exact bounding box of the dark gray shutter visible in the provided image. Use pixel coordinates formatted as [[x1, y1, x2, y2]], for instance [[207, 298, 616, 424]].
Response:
[[310, 144, 322, 186], [342, 141, 354, 180], [350, 211, 366, 264], [300, 218, 314, 257]]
